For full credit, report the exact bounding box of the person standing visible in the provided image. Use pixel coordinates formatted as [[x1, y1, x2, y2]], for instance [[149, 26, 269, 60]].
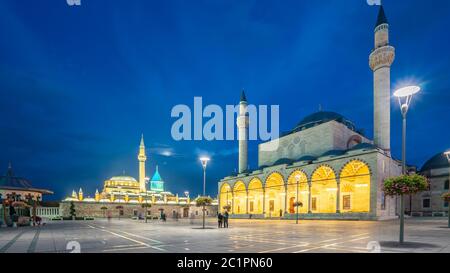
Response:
[[218, 213, 223, 228], [223, 211, 229, 228]]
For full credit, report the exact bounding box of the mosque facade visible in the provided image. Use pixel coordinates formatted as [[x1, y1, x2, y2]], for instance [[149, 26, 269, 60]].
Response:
[[218, 6, 403, 221]]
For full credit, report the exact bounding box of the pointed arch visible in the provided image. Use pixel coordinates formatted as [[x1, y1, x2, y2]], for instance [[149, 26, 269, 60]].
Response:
[[264, 172, 285, 217], [311, 165, 337, 213], [248, 178, 263, 214], [287, 170, 309, 214], [232, 181, 247, 214], [219, 183, 232, 212], [339, 160, 371, 212]]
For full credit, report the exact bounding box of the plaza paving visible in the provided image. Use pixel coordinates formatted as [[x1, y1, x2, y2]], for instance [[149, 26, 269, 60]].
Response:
[[0, 218, 449, 253]]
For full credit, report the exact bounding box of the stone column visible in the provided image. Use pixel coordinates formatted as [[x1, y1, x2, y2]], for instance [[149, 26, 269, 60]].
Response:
[[308, 183, 312, 214], [246, 191, 249, 214], [284, 185, 288, 215], [336, 177, 341, 213], [262, 189, 266, 216]]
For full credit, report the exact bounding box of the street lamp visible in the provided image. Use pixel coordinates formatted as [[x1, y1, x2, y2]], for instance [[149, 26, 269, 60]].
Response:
[[199, 157, 210, 229], [445, 150, 450, 228], [394, 85, 421, 244], [295, 174, 301, 225]]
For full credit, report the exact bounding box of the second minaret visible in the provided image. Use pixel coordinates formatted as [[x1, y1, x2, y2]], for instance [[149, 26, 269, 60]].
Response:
[[237, 91, 249, 173]]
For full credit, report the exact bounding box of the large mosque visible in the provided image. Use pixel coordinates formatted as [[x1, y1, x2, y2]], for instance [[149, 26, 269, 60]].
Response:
[[60, 136, 218, 219], [218, 6, 403, 220]]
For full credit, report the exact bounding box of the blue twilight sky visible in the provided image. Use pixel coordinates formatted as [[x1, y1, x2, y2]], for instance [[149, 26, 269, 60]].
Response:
[[0, 0, 449, 200]]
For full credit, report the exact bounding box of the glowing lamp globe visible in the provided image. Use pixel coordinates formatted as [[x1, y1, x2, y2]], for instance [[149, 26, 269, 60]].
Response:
[[394, 86, 421, 98]]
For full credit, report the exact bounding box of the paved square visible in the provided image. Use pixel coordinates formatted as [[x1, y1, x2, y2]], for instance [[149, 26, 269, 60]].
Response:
[[0, 218, 449, 253]]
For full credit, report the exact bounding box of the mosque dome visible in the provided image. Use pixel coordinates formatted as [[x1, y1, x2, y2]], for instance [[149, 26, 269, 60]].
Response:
[[293, 111, 356, 133], [109, 176, 138, 182], [421, 152, 450, 173]]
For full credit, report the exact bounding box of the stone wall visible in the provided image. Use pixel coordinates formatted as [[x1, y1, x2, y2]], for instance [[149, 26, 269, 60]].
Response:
[[59, 201, 218, 219], [258, 121, 369, 167]]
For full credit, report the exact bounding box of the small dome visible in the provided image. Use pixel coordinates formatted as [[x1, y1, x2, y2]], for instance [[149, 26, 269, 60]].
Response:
[[293, 111, 356, 133], [273, 158, 294, 166], [297, 155, 317, 162], [109, 176, 138, 182], [349, 143, 377, 151], [421, 152, 450, 173], [321, 150, 346, 157]]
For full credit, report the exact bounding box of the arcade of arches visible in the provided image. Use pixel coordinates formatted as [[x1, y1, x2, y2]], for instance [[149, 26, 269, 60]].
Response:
[[219, 160, 371, 216]]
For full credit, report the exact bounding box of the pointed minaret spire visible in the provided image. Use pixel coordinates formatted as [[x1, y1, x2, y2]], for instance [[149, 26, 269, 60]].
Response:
[[240, 89, 247, 103], [6, 162, 13, 177], [375, 5, 388, 28], [140, 134, 145, 146], [156, 165, 159, 172]]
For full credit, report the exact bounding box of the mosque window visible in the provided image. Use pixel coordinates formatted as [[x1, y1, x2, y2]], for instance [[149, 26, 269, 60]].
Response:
[[311, 197, 317, 211], [445, 180, 449, 190], [343, 195, 351, 210], [381, 192, 386, 210], [444, 202, 448, 208], [422, 198, 431, 209], [249, 201, 254, 212]]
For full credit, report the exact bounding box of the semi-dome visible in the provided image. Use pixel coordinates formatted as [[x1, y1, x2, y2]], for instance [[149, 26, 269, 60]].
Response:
[[349, 143, 377, 151], [293, 111, 356, 133], [321, 150, 346, 157], [421, 152, 450, 173]]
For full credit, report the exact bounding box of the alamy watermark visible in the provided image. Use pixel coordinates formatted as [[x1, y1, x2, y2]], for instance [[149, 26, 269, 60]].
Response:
[[171, 97, 280, 151]]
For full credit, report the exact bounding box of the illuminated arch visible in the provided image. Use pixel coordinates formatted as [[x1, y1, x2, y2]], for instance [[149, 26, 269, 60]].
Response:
[[339, 160, 371, 213], [287, 170, 309, 214], [247, 178, 263, 214], [233, 181, 247, 214], [219, 183, 232, 212], [311, 165, 337, 213], [264, 172, 285, 217]]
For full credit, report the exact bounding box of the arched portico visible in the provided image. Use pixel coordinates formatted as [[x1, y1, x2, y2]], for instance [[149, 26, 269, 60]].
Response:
[[232, 181, 247, 214], [247, 178, 263, 214], [264, 172, 285, 217], [219, 183, 232, 212], [311, 166, 337, 213], [339, 160, 371, 213], [287, 170, 309, 214]]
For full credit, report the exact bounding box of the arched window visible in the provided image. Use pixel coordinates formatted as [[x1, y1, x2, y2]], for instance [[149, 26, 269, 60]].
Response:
[[445, 180, 449, 190], [232, 181, 246, 215], [287, 171, 308, 214], [339, 160, 371, 213], [247, 178, 263, 214], [265, 173, 285, 217], [311, 166, 337, 213]]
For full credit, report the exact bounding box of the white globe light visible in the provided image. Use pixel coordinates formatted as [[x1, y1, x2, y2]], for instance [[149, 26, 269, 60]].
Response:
[[394, 86, 421, 98]]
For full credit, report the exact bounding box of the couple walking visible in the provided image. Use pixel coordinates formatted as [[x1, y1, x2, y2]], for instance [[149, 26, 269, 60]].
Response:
[[218, 211, 229, 228]]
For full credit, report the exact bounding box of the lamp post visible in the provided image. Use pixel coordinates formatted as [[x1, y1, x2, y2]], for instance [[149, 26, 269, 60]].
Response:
[[200, 157, 210, 229], [445, 151, 450, 228], [294, 175, 301, 225], [394, 85, 421, 244]]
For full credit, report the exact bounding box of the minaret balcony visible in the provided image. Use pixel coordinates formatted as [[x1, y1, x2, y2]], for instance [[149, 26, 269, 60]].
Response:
[[369, 46, 395, 71]]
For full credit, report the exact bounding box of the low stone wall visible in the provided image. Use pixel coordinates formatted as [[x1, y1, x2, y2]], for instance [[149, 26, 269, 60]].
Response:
[[229, 213, 377, 221], [59, 201, 217, 218]]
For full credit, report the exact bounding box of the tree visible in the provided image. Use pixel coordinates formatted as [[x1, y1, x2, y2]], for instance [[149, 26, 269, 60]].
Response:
[[384, 174, 428, 244], [141, 203, 152, 223], [69, 201, 76, 220], [195, 197, 213, 207]]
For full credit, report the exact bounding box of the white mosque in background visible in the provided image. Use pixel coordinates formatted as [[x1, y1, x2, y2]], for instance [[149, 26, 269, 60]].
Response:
[[219, 5, 403, 220], [64, 135, 192, 205]]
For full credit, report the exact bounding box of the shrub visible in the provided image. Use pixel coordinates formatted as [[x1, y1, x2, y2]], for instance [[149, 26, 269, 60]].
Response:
[[383, 174, 429, 197], [195, 197, 213, 207], [442, 192, 450, 202]]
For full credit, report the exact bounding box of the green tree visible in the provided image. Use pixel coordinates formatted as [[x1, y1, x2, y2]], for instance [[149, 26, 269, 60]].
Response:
[[441, 192, 450, 228], [384, 174, 428, 244], [69, 201, 76, 219]]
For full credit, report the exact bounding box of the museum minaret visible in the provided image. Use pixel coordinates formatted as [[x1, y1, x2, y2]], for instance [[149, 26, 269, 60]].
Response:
[[237, 90, 249, 173], [369, 5, 395, 154], [138, 134, 147, 192]]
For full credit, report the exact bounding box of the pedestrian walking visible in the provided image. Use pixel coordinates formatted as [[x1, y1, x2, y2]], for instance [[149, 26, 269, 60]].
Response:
[[218, 213, 223, 228], [223, 211, 229, 228]]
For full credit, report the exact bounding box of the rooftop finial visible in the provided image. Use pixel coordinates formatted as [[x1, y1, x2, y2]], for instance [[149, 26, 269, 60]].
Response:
[[240, 89, 247, 102], [140, 134, 145, 146], [375, 5, 388, 27], [156, 165, 159, 172], [319, 104, 323, 112], [6, 162, 13, 177]]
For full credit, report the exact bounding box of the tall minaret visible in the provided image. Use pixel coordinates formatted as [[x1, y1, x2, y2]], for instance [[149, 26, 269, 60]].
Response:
[[237, 90, 249, 173], [369, 5, 395, 154], [138, 134, 147, 192]]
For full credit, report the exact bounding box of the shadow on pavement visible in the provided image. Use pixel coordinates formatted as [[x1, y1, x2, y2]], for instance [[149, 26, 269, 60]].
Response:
[[380, 241, 440, 249]]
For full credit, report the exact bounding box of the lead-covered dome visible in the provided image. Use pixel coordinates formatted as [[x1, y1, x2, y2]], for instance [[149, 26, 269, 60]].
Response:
[[293, 111, 356, 133], [421, 152, 450, 173]]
